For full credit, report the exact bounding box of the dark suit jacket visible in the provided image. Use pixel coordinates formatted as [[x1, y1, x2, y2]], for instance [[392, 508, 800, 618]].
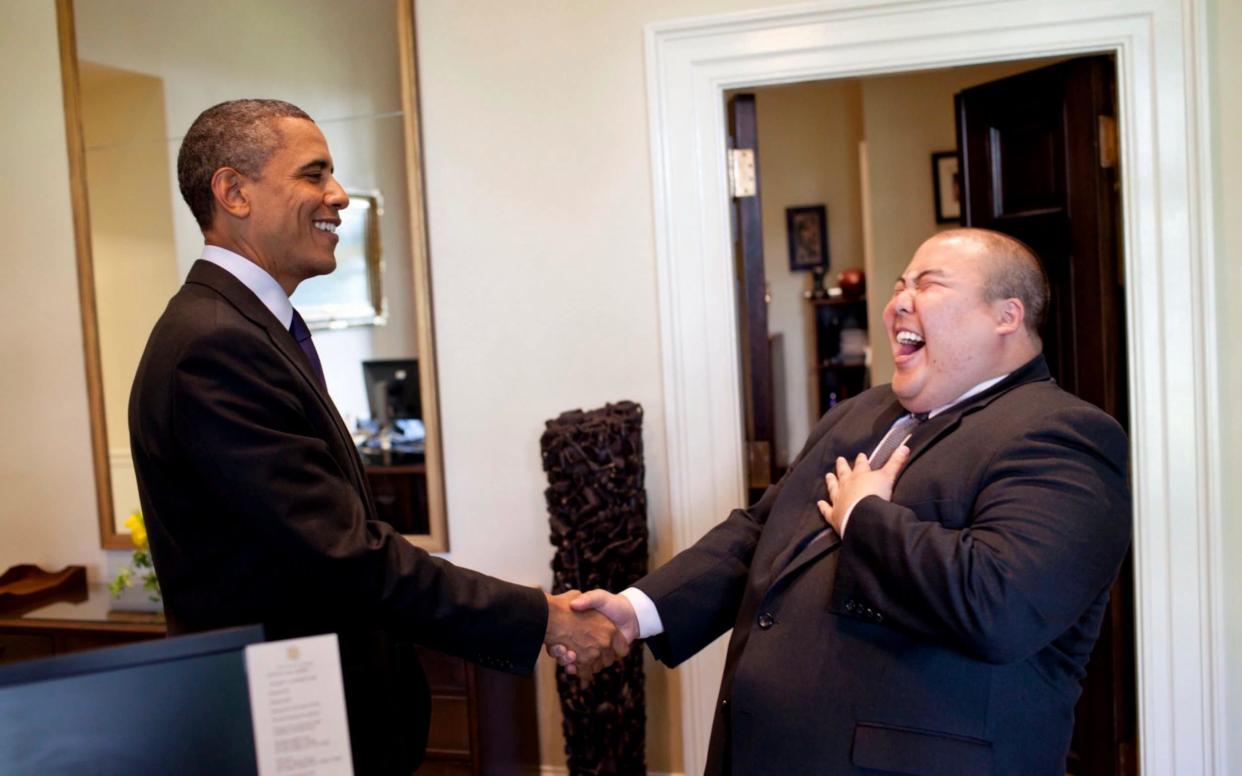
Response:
[[129, 260, 547, 775], [636, 355, 1130, 776]]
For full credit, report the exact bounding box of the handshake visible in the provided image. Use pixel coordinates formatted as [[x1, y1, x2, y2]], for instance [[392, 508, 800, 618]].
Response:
[[542, 589, 640, 681]]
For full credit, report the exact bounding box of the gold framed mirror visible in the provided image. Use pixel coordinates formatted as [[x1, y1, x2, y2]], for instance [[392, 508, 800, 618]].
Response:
[[55, 0, 448, 552]]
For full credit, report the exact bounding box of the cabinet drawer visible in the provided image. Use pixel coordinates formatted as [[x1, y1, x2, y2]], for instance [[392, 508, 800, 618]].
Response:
[[417, 647, 468, 693], [426, 694, 471, 754], [0, 631, 54, 664], [416, 759, 473, 776], [59, 630, 160, 655], [365, 469, 430, 534]]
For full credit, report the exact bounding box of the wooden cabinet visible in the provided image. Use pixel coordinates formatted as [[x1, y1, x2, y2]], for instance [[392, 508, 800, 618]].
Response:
[[0, 589, 164, 662], [811, 296, 870, 415], [0, 587, 539, 775], [417, 648, 540, 776], [0, 630, 55, 663], [366, 462, 431, 535]]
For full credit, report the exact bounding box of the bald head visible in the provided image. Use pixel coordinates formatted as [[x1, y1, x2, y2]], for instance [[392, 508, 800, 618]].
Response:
[[884, 228, 1047, 412], [934, 228, 1050, 342]]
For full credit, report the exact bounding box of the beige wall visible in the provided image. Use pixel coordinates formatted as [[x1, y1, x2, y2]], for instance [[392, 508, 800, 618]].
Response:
[[79, 63, 182, 528], [753, 80, 865, 462], [80, 64, 179, 444], [1208, 0, 1241, 769], [413, 2, 799, 768], [0, 1, 108, 577]]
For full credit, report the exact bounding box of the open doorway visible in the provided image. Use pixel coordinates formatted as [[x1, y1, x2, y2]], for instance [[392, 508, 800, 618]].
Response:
[[645, 4, 1219, 773], [728, 54, 1134, 776]]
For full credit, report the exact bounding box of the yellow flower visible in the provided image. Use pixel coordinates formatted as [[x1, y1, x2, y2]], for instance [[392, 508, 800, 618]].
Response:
[[125, 510, 148, 550]]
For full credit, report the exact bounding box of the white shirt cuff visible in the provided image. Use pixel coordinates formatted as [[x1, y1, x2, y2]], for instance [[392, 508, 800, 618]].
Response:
[[619, 587, 665, 639], [838, 500, 859, 537]]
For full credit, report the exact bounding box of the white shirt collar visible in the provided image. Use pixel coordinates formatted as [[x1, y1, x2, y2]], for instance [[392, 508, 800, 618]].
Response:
[[199, 245, 293, 329], [924, 373, 1009, 419]]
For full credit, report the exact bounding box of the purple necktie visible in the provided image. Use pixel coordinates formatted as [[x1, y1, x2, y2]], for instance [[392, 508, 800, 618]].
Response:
[[289, 308, 327, 391]]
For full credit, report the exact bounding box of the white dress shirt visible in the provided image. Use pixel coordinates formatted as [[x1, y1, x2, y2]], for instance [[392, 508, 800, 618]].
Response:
[[620, 373, 1010, 639], [200, 244, 293, 328]]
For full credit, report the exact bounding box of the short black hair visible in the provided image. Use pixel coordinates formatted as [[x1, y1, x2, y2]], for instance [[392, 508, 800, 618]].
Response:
[[177, 99, 312, 229]]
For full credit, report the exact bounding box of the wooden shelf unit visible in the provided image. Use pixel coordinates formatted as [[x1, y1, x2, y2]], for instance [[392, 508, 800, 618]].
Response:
[[809, 296, 870, 414]]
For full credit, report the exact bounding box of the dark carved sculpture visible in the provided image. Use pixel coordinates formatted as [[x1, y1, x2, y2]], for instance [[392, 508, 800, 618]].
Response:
[[543, 400, 648, 776]]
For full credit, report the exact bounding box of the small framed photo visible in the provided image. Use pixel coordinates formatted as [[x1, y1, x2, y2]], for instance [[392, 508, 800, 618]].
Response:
[[932, 151, 961, 224], [785, 204, 829, 272]]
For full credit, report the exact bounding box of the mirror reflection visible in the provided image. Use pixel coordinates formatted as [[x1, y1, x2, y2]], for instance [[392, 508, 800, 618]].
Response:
[[68, 0, 445, 548]]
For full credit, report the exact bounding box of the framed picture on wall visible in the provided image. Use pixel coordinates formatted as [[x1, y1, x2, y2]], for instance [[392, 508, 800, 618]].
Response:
[[786, 204, 829, 272], [932, 151, 962, 223]]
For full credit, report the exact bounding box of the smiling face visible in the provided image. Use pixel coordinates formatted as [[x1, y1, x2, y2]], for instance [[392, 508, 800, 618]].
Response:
[[238, 117, 348, 292], [883, 233, 1026, 413]]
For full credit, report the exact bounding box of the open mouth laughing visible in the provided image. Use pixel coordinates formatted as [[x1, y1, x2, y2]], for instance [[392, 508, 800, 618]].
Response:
[[894, 328, 925, 359]]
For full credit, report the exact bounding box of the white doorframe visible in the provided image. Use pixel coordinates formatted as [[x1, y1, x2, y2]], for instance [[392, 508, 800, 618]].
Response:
[[643, 1, 1222, 774]]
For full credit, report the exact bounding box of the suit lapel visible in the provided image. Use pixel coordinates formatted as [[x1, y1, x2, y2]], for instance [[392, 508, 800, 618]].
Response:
[[771, 399, 905, 589], [186, 262, 325, 403], [778, 395, 905, 579], [767, 355, 1055, 591], [772, 528, 840, 589], [895, 355, 1053, 479], [185, 261, 375, 506], [817, 399, 905, 473], [894, 411, 959, 475]]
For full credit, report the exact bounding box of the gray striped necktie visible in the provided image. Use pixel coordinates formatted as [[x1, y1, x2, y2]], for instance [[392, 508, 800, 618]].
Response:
[[785, 410, 930, 564], [870, 411, 928, 468]]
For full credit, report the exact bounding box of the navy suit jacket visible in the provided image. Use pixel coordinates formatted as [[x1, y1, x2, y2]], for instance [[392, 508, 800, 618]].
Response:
[[130, 260, 547, 774], [636, 355, 1130, 775]]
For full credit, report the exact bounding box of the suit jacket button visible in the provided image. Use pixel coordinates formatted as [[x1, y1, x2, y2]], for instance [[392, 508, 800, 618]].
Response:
[[845, 601, 857, 613], [757, 612, 775, 629], [873, 612, 883, 623]]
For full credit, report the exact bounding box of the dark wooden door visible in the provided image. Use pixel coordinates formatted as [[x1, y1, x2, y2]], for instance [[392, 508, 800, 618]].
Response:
[[727, 94, 776, 497], [956, 55, 1135, 776]]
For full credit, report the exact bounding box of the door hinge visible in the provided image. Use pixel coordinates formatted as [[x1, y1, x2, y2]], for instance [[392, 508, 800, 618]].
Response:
[[747, 440, 771, 488], [1098, 115, 1118, 169], [728, 148, 757, 198]]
